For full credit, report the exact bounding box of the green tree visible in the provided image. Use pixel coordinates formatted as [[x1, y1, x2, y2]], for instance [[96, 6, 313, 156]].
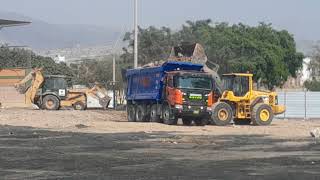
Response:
[[122, 26, 177, 65], [70, 56, 125, 90], [122, 20, 304, 89]]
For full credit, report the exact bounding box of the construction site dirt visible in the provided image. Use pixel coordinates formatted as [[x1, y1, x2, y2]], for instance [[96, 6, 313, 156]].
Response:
[[0, 108, 319, 179]]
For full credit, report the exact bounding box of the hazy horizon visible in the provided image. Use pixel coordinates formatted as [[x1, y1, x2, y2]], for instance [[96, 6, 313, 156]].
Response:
[[1, 0, 320, 41]]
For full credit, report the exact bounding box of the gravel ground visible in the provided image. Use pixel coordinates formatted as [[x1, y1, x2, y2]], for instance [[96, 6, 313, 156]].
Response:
[[0, 108, 319, 179], [0, 108, 319, 138]]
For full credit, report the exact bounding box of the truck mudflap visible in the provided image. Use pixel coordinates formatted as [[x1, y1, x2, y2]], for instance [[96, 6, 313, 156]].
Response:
[[273, 105, 286, 115]]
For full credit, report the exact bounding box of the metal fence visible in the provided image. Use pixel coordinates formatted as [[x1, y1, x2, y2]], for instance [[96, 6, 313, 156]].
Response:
[[277, 91, 320, 119]]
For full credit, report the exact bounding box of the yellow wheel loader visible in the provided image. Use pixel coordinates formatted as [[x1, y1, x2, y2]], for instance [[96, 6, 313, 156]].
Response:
[[211, 73, 285, 126], [15, 68, 111, 110]]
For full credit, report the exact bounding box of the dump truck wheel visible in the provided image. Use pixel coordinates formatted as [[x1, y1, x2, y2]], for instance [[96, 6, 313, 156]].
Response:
[[194, 118, 208, 126], [42, 95, 60, 110], [162, 104, 178, 125], [234, 119, 251, 125], [73, 101, 86, 110], [252, 103, 274, 126], [127, 104, 136, 122], [182, 118, 192, 126], [211, 102, 233, 126], [136, 104, 147, 122], [150, 104, 161, 123]]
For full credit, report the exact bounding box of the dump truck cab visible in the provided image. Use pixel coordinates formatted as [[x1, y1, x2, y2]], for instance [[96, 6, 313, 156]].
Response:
[[164, 70, 215, 124], [211, 73, 285, 126]]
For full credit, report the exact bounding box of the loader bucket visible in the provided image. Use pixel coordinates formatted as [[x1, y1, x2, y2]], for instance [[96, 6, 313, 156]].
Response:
[[168, 43, 208, 65]]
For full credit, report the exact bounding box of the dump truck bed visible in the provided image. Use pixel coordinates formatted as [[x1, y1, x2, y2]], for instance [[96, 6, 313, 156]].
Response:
[[126, 61, 203, 101]]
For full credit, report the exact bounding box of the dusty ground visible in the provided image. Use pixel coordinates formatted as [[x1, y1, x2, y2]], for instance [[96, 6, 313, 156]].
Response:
[[0, 108, 319, 179]]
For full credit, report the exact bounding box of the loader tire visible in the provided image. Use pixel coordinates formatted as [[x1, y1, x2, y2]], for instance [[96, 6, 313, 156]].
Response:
[[127, 104, 136, 122], [162, 104, 178, 125], [211, 102, 233, 126], [73, 101, 86, 110], [150, 104, 161, 123], [136, 104, 147, 122], [251, 103, 273, 126], [42, 95, 60, 110]]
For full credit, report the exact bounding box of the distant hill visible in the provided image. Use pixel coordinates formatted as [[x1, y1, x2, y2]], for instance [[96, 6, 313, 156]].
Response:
[[0, 12, 120, 50]]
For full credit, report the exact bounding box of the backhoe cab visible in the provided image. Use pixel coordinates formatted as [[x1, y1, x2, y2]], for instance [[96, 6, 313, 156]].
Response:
[[211, 73, 285, 126]]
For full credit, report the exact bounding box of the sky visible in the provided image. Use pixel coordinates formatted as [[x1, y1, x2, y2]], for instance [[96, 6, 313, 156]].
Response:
[[0, 0, 320, 40]]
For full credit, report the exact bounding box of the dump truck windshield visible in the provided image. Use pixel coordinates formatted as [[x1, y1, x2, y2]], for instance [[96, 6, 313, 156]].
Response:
[[222, 76, 249, 96], [175, 76, 212, 90]]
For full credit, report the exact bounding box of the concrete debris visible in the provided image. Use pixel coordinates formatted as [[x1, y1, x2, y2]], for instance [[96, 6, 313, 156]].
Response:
[[310, 128, 320, 139], [232, 124, 240, 128], [75, 124, 89, 129]]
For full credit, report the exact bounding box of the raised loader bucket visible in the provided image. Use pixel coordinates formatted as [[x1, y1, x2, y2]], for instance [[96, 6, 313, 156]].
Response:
[[168, 43, 208, 65], [168, 43, 222, 95]]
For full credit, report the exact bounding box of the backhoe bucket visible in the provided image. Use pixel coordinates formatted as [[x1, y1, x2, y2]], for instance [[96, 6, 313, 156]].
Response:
[[85, 84, 111, 109], [31, 103, 40, 110]]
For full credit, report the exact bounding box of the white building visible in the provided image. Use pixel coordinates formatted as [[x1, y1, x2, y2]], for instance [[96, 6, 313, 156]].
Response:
[[282, 58, 311, 89], [53, 55, 66, 63], [300, 57, 311, 84]]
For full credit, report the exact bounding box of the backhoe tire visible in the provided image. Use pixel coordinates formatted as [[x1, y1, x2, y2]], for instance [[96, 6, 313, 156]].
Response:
[[42, 95, 60, 110], [127, 104, 136, 122], [150, 104, 161, 123], [162, 104, 178, 125], [234, 119, 251, 125], [73, 101, 86, 110], [136, 104, 147, 122], [211, 102, 233, 126], [251, 103, 274, 126], [182, 118, 192, 126]]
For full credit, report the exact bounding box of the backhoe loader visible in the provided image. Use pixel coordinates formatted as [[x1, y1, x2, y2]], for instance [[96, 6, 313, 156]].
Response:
[[15, 68, 111, 110]]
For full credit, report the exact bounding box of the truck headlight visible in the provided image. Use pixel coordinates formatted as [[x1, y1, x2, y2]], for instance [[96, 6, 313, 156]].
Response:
[[175, 104, 183, 109]]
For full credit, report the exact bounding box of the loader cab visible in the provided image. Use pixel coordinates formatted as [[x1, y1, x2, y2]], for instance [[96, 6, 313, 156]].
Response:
[[222, 73, 253, 98], [42, 75, 68, 99]]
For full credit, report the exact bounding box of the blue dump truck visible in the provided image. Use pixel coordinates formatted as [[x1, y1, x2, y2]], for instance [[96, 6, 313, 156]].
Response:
[[126, 61, 218, 126]]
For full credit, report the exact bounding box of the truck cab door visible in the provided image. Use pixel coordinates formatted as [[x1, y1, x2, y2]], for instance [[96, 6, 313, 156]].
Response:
[[165, 75, 176, 106]]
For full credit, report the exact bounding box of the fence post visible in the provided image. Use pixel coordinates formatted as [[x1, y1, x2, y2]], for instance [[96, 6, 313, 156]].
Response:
[[284, 90, 287, 120], [304, 89, 307, 120]]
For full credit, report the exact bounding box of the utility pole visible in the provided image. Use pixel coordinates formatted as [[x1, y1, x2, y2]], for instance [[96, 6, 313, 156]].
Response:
[[112, 54, 116, 109], [111, 26, 126, 109], [134, 0, 138, 68]]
